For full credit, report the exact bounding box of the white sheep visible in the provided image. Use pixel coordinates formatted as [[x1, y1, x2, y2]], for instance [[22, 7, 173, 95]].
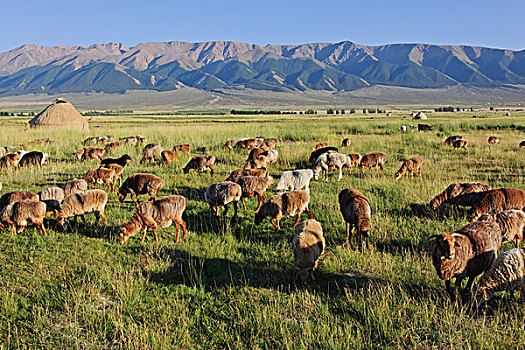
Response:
[[38, 187, 65, 202], [313, 153, 351, 181], [58, 189, 108, 229], [275, 169, 314, 194]]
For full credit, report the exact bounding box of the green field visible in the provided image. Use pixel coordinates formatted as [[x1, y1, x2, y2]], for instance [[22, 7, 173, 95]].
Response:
[[1, 111, 525, 349]]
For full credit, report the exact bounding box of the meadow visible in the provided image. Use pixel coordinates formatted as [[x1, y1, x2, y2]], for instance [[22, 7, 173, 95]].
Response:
[[1, 111, 525, 349]]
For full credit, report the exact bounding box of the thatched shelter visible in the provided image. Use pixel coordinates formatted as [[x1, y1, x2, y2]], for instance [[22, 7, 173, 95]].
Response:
[[413, 112, 428, 120], [29, 98, 89, 131]]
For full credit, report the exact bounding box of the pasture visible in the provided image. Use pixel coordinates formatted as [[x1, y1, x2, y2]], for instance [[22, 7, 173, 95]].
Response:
[[1, 111, 525, 349]]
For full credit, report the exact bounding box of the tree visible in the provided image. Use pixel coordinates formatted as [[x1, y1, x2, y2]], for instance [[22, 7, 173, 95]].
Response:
[[489, 106, 494, 111], [363, 109, 367, 114], [327, 108, 334, 114], [350, 108, 355, 114], [340, 109, 345, 115]]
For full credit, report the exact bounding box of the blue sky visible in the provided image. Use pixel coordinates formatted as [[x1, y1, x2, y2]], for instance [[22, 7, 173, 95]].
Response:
[[1, 0, 523, 51]]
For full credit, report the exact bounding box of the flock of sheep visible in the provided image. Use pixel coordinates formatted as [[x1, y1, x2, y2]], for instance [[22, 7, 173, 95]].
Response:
[[1, 132, 525, 306]]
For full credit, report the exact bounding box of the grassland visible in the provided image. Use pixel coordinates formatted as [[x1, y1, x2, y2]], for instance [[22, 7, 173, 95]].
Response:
[[1, 111, 525, 349]]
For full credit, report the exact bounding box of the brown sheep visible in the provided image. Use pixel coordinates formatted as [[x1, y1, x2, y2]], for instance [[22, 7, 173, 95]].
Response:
[[236, 139, 257, 150], [118, 174, 163, 205], [140, 146, 163, 164], [292, 219, 325, 283], [261, 139, 277, 151], [468, 188, 525, 220], [83, 168, 116, 192], [488, 136, 501, 145], [341, 138, 351, 148], [0, 191, 38, 213], [429, 221, 502, 294], [76, 147, 93, 160], [83, 136, 99, 145], [118, 196, 187, 244], [234, 176, 274, 210], [478, 210, 525, 248], [62, 179, 88, 197], [309, 147, 338, 165], [348, 153, 361, 169], [254, 190, 312, 229], [338, 188, 371, 242], [174, 144, 191, 156], [183, 156, 216, 176], [429, 182, 491, 210], [359, 152, 388, 172], [444, 135, 462, 146], [161, 150, 180, 167], [394, 157, 424, 180], [223, 139, 240, 150], [204, 181, 242, 218], [0, 199, 47, 236], [453, 139, 468, 149], [100, 164, 124, 187], [247, 147, 265, 162], [81, 147, 105, 161], [225, 168, 267, 182], [104, 141, 124, 154], [315, 142, 329, 150], [58, 189, 108, 229], [0, 153, 21, 172], [28, 138, 56, 146]]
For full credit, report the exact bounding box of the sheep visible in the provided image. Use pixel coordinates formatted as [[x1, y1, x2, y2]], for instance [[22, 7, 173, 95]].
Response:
[[161, 149, 179, 167], [341, 138, 351, 148], [453, 139, 468, 149], [83, 136, 99, 145], [313, 153, 352, 181], [261, 139, 277, 151], [418, 124, 433, 132], [234, 176, 274, 210], [359, 152, 388, 172], [236, 139, 257, 150], [204, 181, 242, 218], [339, 188, 371, 242], [58, 189, 108, 229], [488, 136, 501, 145], [348, 153, 362, 169], [120, 136, 139, 146], [429, 221, 502, 294], [183, 156, 216, 175], [173, 144, 191, 156], [118, 174, 163, 205], [0, 199, 47, 236], [19, 151, 47, 167], [246, 147, 265, 162], [38, 187, 65, 202], [223, 139, 241, 150], [225, 169, 267, 182], [444, 136, 462, 146], [429, 182, 491, 210], [275, 169, 314, 194], [254, 190, 312, 229], [292, 219, 325, 283], [100, 154, 132, 168], [309, 147, 338, 165], [467, 188, 525, 220], [394, 157, 424, 180], [83, 167, 116, 192], [104, 141, 124, 154], [245, 150, 278, 170], [0, 153, 21, 172], [255, 137, 266, 147], [76, 147, 92, 160], [0, 191, 39, 215], [62, 179, 88, 197], [315, 142, 329, 150], [520, 141, 525, 148], [78, 147, 105, 161], [478, 210, 525, 248], [100, 163, 124, 187], [140, 145, 163, 164], [28, 138, 56, 146], [473, 248, 525, 305], [144, 143, 160, 150], [118, 196, 187, 244]]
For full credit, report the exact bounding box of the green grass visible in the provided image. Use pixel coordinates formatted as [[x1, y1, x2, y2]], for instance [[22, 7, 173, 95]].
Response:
[[1, 112, 525, 349]]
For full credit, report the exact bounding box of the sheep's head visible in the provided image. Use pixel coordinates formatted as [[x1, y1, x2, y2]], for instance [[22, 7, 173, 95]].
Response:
[[118, 225, 130, 244], [430, 232, 459, 261], [296, 266, 315, 284], [467, 207, 482, 221], [117, 188, 127, 203], [313, 165, 321, 180], [75, 149, 84, 160], [183, 165, 190, 174], [428, 198, 440, 210]]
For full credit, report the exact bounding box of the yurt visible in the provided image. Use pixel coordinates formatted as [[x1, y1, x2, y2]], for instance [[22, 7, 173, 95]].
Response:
[[29, 98, 89, 131], [413, 112, 428, 120]]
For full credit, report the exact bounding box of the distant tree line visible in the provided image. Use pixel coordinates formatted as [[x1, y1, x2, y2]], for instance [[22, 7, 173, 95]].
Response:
[[82, 110, 134, 116], [0, 111, 35, 116], [230, 110, 299, 115], [435, 106, 475, 112]]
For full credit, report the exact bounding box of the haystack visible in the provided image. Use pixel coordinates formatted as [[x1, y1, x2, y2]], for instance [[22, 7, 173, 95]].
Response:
[[413, 112, 427, 120], [29, 98, 89, 131]]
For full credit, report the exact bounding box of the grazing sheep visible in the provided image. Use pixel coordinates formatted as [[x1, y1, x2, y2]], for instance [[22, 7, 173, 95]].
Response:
[[359, 152, 388, 172], [339, 188, 371, 242], [100, 163, 124, 187], [118, 174, 163, 204], [245, 150, 278, 170], [292, 219, 325, 283], [467, 188, 525, 220], [58, 189, 108, 229], [41, 199, 61, 219], [0, 199, 47, 236], [118, 196, 187, 244], [80, 147, 105, 161], [83, 167, 116, 192], [83, 136, 99, 145], [429, 221, 502, 294], [520, 141, 525, 148], [62, 179, 88, 197], [174, 144, 191, 156], [140, 145, 163, 164], [225, 168, 267, 182], [429, 182, 491, 210], [313, 153, 352, 181], [261, 139, 277, 151], [204, 181, 242, 218], [0, 191, 38, 214], [28, 138, 56, 146], [453, 139, 468, 149], [100, 154, 132, 168], [236, 139, 257, 150], [120, 136, 139, 146], [234, 176, 274, 210], [19, 151, 47, 167], [394, 157, 424, 180], [247, 147, 265, 162], [183, 156, 216, 175], [223, 139, 240, 150], [341, 138, 351, 148], [161, 150, 179, 167], [38, 187, 65, 202], [488, 136, 501, 145], [0, 153, 21, 171], [254, 190, 312, 229], [478, 210, 525, 248], [444, 135, 463, 146], [309, 146, 338, 165], [255, 137, 266, 146], [144, 143, 160, 150], [418, 124, 433, 132], [315, 142, 329, 150], [348, 153, 362, 169], [275, 169, 314, 194], [76, 147, 92, 160], [474, 248, 525, 305], [104, 141, 124, 154]]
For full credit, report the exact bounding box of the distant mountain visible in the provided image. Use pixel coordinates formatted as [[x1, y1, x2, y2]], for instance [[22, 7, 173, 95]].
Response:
[[0, 41, 523, 96]]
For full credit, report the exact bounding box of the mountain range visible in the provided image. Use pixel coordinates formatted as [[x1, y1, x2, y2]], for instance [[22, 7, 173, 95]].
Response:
[[0, 41, 524, 96]]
